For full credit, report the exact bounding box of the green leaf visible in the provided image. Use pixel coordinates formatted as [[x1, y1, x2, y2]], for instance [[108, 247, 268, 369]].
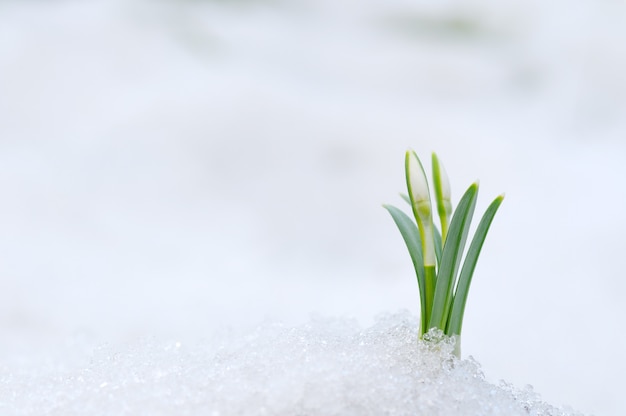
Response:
[[400, 193, 411, 206], [428, 183, 478, 331], [383, 204, 428, 334], [446, 194, 504, 336]]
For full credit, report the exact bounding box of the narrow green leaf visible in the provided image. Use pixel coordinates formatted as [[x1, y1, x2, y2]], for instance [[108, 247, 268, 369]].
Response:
[[446, 194, 505, 336], [383, 204, 428, 334], [428, 183, 478, 331], [400, 193, 411, 206]]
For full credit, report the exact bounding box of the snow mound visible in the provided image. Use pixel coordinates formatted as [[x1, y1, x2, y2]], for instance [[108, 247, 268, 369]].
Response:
[[1, 311, 586, 416]]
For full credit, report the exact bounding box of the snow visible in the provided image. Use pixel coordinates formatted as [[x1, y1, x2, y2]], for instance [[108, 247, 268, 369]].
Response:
[[1, 0, 624, 414], [0, 312, 585, 416]]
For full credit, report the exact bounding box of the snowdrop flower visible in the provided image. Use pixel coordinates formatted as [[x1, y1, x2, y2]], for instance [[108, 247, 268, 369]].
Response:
[[405, 150, 436, 267]]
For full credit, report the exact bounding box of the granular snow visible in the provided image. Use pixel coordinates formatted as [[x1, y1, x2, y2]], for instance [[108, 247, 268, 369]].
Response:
[[0, 311, 587, 416]]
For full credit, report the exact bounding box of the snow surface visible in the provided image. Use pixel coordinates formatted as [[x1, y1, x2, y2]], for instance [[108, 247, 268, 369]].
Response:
[[0, 312, 586, 416], [1, 0, 625, 414]]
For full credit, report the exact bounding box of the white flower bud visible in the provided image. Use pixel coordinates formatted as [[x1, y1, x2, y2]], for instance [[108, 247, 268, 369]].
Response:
[[405, 151, 436, 266]]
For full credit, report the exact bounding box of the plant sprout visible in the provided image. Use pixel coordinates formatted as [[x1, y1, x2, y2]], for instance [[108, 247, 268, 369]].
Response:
[[384, 151, 504, 357]]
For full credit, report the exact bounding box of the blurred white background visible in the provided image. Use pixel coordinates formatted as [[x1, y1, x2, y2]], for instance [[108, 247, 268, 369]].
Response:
[[1, 0, 625, 414]]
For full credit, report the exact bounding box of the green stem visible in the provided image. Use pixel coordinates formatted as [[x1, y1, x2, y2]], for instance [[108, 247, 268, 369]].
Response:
[[432, 153, 452, 244], [441, 221, 449, 244], [423, 265, 436, 335], [452, 335, 461, 358]]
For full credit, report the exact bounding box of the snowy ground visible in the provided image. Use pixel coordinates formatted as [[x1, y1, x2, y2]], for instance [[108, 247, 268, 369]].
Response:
[[1, 0, 625, 414], [1, 312, 586, 415]]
